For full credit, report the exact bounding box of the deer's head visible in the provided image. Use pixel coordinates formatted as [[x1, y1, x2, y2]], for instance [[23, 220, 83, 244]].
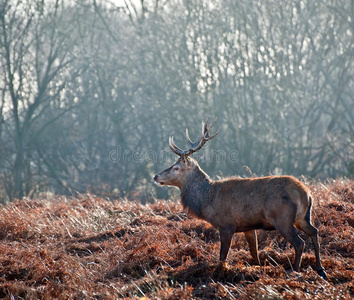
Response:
[[153, 117, 220, 189]]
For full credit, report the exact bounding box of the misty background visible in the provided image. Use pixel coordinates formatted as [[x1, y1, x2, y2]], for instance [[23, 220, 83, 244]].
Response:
[[0, 0, 353, 203]]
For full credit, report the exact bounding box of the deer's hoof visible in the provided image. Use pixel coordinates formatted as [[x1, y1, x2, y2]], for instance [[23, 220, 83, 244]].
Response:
[[318, 268, 327, 279]]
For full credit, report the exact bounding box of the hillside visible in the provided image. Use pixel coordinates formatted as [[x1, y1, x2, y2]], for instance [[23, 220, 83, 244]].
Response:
[[0, 179, 353, 299]]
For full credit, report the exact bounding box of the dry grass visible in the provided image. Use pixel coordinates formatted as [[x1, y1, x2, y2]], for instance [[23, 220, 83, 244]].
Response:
[[0, 179, 353, 299]]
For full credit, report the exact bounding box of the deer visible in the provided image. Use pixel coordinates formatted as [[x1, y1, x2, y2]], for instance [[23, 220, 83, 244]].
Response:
[[153, 117, 327, 279]]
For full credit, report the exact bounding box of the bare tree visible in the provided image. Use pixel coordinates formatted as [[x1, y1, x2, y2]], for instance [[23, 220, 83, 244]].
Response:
[[0, 0, 78, 200]]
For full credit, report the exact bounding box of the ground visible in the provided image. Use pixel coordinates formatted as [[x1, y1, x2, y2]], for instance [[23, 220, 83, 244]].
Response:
[[0, 179, 353, 299]]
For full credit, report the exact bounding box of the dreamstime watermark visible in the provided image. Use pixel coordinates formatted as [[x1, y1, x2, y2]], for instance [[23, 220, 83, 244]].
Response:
[[109, 145, 239, 164]]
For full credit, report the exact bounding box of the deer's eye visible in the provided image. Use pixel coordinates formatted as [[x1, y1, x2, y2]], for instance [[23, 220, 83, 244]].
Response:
[[173, 166, 179, 171]]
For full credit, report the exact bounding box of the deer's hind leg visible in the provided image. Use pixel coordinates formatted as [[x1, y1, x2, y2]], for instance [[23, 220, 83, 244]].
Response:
[[244, 230, 260, 265], [277, 225, 305, 272], [295, 219, 327, 279], [268, 202, 305, 272]]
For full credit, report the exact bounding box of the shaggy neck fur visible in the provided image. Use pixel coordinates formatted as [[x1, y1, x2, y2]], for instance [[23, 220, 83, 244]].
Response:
[[180, 166, 212, 219]]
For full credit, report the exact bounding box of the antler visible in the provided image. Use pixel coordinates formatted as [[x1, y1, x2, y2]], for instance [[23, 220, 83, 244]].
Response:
[[169, 116, 221, 157]]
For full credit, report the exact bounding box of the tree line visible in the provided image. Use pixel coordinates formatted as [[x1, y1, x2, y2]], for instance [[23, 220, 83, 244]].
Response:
[[0, 0, 353, 202]]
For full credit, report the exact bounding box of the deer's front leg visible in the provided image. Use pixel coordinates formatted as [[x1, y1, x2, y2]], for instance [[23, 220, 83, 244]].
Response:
[[219, 230, 233, 262], [244, 230, 260, 265]]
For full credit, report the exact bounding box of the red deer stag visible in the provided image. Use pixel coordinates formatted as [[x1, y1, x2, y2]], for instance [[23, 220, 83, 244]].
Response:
[[153, 117, 327, 278]]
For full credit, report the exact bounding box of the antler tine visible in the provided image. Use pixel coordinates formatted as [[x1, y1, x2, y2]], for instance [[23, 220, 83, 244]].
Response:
[[185, 128, 193, 145], [169, 136, 185, 156], [204, 117, 221, 140], [207, 124, 222, 140], [185, 120, 205, 148], [202, 116, 210, 137]]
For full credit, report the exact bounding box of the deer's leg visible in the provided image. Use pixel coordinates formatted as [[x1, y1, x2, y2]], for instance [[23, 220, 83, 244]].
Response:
[[295, 219, 327, 279], [268, 201, 304, 272], [219, 230, 233, 262], [276, 225, 305, 272], [244, 230, 260, 265]]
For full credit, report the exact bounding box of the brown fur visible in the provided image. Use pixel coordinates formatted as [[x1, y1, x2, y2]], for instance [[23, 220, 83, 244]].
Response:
[[154, 156, 327, 278]]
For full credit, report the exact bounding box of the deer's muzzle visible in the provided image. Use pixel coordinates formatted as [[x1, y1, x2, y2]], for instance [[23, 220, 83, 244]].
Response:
[[153, 174, 164, 185]]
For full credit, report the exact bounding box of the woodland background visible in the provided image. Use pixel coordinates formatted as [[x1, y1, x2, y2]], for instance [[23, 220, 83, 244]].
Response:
[[0, 0, 353, 202]]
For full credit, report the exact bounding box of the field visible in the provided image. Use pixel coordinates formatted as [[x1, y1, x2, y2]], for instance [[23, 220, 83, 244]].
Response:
[[0, 179, 353, 299]]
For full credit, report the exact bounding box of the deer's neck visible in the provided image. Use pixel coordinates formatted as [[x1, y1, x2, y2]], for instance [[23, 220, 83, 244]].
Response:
[[180, 167, 212, 219]]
